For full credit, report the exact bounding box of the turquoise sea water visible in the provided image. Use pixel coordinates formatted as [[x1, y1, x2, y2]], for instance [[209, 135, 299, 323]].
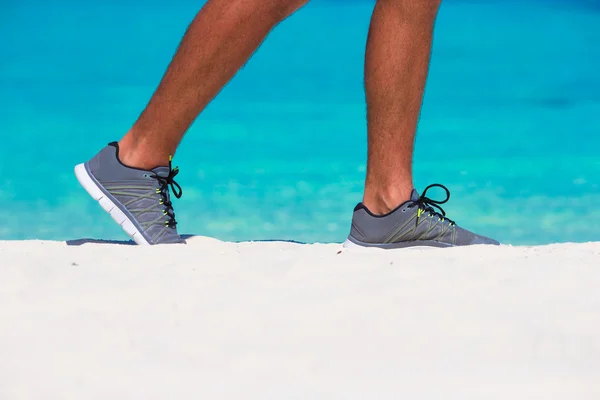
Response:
[[1, 0, 599, 244]]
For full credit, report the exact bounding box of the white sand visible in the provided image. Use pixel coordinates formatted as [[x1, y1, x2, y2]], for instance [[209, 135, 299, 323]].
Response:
[[1, 238, 599, 399]]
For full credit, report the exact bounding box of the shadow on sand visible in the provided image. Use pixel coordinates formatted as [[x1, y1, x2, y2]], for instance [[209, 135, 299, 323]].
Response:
[[66, 235, 305, 246]]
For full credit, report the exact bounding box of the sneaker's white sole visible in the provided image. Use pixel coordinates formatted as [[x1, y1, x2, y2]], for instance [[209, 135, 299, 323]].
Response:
[[342, 239, 385, 250], [74, 163, 150, 245], [342, 239, 444, 251]]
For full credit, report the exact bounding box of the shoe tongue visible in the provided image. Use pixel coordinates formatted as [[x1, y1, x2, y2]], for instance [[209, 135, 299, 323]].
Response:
[[152, 166, 171, 178], [410, 189, 420, 201]]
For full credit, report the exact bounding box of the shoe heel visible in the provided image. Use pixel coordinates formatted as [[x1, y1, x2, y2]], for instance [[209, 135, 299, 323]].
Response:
[[74, 163, 150, 245], [74, 163, 103, 201]]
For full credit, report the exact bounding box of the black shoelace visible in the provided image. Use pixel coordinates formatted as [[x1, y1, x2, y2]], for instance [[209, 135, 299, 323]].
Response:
[[152, 158, 182, 229], [408, 183, 456, 226]]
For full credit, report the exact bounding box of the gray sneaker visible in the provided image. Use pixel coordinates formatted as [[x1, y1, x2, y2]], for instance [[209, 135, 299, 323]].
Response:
[[74, 142, 185, 245], [344, 184, 500, 249]]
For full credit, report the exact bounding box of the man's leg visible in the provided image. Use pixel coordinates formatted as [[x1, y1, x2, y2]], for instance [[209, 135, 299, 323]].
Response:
[[346, 0, 499, 247], [362, 0, 441, 215], [119, 0, 309, 170], [76, 0, 309, 245]]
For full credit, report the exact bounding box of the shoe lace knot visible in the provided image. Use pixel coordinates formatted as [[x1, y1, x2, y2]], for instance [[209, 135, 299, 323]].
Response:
[[409, 184, 455, 226], [151, 156, 182, 229]]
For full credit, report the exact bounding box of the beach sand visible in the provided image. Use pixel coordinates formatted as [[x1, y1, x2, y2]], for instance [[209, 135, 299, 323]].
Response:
[[1, 238, 599, 399]]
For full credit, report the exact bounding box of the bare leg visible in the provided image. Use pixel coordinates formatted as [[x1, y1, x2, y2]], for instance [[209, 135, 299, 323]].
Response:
[[362, 0, 442, 214], [119, 0, 309, 169]]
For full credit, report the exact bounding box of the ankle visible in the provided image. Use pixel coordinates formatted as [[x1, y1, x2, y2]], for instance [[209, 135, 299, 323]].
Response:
[[118, 134, 170, 170], [362, 185, 413, 216]]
